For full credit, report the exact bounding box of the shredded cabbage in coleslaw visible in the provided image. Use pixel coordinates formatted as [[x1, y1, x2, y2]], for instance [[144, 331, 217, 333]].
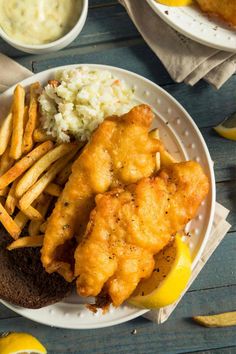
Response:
[[39, 66, 135, 142]]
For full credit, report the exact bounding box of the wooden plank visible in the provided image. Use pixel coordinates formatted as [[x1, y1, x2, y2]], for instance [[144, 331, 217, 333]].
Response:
[[194, 348, 236, 354], [90, 0, 117, 6], [0, 286, 235, 353], [0, 1, 234, 353], [216, 182, 236, 232], [200, 127, 236, 182], [0, 304, 19, 320], [188, 231, 236, 291], [18, 41, 172, 85], [165, 79, 236, 128]]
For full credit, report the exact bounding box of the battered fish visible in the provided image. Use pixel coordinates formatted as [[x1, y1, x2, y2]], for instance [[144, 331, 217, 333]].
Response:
[[75, 161, 209, 307], [41, 105, 162, 281], [196, 0, 236, 26]]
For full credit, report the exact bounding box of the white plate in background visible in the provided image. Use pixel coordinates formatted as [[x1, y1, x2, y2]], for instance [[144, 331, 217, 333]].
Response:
[[147, 0, 236, 52]]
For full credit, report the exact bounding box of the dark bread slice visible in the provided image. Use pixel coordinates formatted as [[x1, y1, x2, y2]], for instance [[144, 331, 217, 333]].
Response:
[[0, 231, 73, 309]]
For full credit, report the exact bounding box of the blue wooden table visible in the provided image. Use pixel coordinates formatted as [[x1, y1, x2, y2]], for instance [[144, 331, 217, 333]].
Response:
[[0, 1, 236, 353]]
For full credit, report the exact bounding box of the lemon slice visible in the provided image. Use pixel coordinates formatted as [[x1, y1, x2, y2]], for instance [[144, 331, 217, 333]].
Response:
[[129, 235, 191, 309], [155, 0, 192, 6], [0, 332, 47, 354], [214, 112, 236, 141]]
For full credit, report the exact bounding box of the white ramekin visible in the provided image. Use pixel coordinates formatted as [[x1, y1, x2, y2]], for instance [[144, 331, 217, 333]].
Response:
[[0, 0, 88, 54]]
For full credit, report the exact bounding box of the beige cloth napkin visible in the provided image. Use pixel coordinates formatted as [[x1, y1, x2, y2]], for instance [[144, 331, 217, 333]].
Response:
[[0, 54, 231, 323], [0, 54, 33, 93], [119, 0, 236, 89]]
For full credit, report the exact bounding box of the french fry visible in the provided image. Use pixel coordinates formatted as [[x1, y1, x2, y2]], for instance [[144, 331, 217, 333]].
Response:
[[19, 150, 77, 210], [0, 196, 5, 205], [0, 141, 54, 189], [149, 128, 160, 140], [33, 128, 51, 143], [57, 161, 73, 185], [20, 205, 43, 221], [56, 140, 84, 185], [155, 152, 161, 172], [160, 150, 177, 167], [0, 187, 9, 197], [5, 179, 18, 215], [29, 194, 52, 236], [40, 220, 48, 233], [150, 128, 177, 167], [48, 80, 60, 87], [14, 210, 29, 230], [14, 195, 43, 229], [33, 193, 45, 204], [0, 146, 14, 176], [45, 183, 62, 197], [10, 85, 25, 160], [15, 143, 77, 198], [193, 312, 236, 328], [150, 129, 161, 171], [23, 82, 41, 153], [7, 235, 44, 250], [23, 105, 29, 129], [0, 202, 21, 239], [0, 112, 13, 156]]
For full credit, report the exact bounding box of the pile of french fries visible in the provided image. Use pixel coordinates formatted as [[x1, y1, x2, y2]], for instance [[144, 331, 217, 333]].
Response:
[[0, 83, 81, 251]]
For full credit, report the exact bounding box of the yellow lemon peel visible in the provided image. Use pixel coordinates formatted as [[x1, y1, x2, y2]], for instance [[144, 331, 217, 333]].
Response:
[[214, 113, 236, 141], [129, 235, 191, 309], [0, 332, 47, 354], [155, 0, 192, 6]]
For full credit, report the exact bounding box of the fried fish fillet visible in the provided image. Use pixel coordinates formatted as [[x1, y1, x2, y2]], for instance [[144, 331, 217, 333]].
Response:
[[75, 161, 209, 307], [196, 0, 236, 26], [41, 105, 162, 281]]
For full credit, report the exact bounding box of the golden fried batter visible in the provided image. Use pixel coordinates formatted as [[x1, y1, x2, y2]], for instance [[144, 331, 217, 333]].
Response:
[[196, 0, 236, 26], [75, 161, 209, 307], [41, 105, 161, 281]]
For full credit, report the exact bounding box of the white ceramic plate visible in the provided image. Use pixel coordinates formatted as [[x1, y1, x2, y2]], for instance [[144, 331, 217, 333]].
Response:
[[147, 0, 236, 52], [0, 64, 215, 329]]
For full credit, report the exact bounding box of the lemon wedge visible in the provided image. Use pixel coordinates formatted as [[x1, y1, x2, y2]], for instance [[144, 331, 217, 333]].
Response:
[[0, 332, 47, 354], [129, 235, 191, 309], [214, 112, 236, 141], [156, 0, 192, 6]]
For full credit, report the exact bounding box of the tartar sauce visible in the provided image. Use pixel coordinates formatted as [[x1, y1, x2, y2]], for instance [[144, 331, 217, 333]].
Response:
[[0, 0, 82, 45]]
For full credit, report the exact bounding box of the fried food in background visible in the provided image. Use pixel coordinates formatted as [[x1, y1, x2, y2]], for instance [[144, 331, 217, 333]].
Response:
[[75, 161, 209, 307], [41, 104, 162, 282], [196, 0, 236, 26]]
